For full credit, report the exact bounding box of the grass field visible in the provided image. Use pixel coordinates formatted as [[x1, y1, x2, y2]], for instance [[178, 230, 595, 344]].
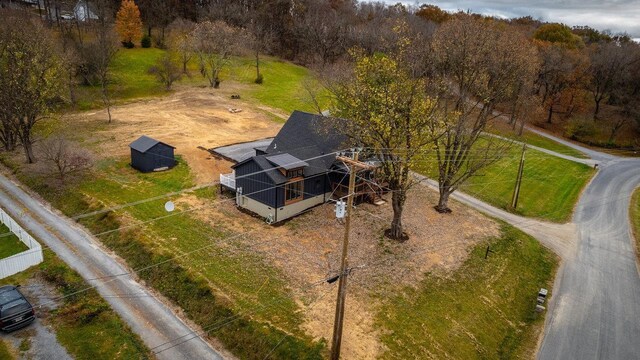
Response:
[[1, 250, 151, 359], [378, 224, 558, 359], [417, 142, 594, 223], [232, 56, 329, 115], [72, 48, 325, 116], [0, 224, 28, 259], [631, 188, 640, 261], [489, 126, 588, 159], [75, 48, 168, 110], [1, 156, 324, 359]]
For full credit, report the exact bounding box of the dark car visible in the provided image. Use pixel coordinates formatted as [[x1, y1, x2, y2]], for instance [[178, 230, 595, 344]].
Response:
[[0, 285, 35, 332]]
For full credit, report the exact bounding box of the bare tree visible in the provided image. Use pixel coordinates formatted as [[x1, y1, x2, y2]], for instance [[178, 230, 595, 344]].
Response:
[[39, 135, 94, 183], [148, 54, 182, 90], [87, 24, 119, 123], [587, 42, 635, 119], [167, 18, 196, 74], [0, 13, 64, 163], [430, 16, 539, 213], [191, 20, 241, 88]]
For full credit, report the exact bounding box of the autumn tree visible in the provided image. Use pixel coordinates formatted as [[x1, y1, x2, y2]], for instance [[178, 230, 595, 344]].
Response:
[[167, 18, 196, 74], [0, 14, 64, 163], [415, 4, 451, 24], [430, 16, 538, 213], [115, 0, 142, 47], [534, 23, 584, 49], [586, 42, 635, 119], [191, 21, 240, 88], [535, 42, 588, 123], [330, 43, 443, 240]]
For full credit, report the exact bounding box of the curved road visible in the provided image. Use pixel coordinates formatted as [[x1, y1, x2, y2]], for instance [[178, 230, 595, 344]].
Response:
[[534, 135, 640, 359]]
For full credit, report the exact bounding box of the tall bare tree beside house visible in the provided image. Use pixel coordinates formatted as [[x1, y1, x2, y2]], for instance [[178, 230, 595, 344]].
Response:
[[430, 16, 539, 213], [0, 14, 64, 163]]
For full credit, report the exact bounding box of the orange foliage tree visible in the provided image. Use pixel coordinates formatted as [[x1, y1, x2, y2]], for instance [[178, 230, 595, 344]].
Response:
[[116, 0, 142, 47]]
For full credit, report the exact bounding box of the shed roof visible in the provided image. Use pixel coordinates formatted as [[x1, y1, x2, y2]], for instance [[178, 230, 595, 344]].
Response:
[[266, 153, 308, 170], [129, 135, 175, 153]]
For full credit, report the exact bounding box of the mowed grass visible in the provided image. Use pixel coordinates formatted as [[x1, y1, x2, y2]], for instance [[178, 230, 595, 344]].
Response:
[[75, 48, 168, 110], [0, 224, 28, 259], [1, 250, 151, 359], [417, 141, 594, 223], [232, 56, 329, 115], [378, 224, 557, 359], [631, 188, 640, 260], [489, 125, 588, 159]]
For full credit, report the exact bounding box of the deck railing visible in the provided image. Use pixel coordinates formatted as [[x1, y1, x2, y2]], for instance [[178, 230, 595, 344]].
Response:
[[220, 173, 236, 190]]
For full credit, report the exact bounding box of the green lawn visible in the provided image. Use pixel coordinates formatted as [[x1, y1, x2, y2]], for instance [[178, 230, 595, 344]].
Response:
[[631, 188, 640, 260], [75, 48, 169, 110], [4, 156, 324, 359], [1, 250, 151, 359], [417, 143, 594, 223], [0, 224, 28, 259], [232, 56, 329, 115], [489, 126, 588, 159], [378, 224, 557, 359]]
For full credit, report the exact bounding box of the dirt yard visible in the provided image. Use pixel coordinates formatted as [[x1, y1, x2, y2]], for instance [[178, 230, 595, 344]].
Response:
[[54, 85, 501, 359], [59, 85, 284, 185], [182, 183, 501, 359]]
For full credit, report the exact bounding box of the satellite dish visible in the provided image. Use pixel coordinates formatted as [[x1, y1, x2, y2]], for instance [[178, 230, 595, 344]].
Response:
[[164, 201, 175, 212]]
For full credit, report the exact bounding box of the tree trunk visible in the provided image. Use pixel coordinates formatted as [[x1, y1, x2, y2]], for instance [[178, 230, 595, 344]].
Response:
[[256, 50, 261, 81], [22, 139, 35, 164], [435, 189, 452, 213], [594, 98, 601, 120], [389, 191, 404, 240], [101, 84, 112, 123], [547, 104, 553, 124]]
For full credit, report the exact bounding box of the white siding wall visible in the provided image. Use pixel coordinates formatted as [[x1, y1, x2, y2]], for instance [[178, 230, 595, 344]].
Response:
[[0, 208, 44, 279], [238, 193, 329, 223]]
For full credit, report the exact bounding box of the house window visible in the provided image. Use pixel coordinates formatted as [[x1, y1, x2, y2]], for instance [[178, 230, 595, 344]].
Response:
[[285, 179, 303, 204], [286, 168, 304, 178]]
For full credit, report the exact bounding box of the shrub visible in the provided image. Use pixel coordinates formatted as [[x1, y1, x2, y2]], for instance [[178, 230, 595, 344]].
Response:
[[122, 41, 134, 49], [565, 116, 596, 140], [141, 35, 151, 48], [255, 73, 264, 84]]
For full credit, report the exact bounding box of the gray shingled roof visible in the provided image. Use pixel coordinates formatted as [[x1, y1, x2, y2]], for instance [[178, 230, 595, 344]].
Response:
[[129, 135, 174, 153], [266, 153, 308, 170]]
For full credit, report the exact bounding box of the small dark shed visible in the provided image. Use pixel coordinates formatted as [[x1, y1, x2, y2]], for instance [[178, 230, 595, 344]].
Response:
[[129, 135, 176, 172]]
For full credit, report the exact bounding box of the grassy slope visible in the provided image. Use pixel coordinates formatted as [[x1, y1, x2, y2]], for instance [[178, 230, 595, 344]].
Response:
[[0, 224, 28, 258], [378, 224, 557, 359], [417, 143, 594, 223], [75, 48, 168, 110], [489, 126, 588, 159], [1, 251, 150, 359], [232, 56, 328, 115], [631, 188, 640, 260], [0, 155, 324, 359]]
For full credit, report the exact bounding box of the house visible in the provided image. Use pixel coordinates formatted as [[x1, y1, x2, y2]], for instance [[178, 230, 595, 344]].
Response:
[[129, 135, 176, 173], [219, 111, 387, 223], [73, 0, 98, 22]]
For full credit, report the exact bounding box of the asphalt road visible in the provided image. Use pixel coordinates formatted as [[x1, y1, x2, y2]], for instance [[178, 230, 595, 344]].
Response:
[[0, 174, 223, 360], [538, 156, 640, 360]]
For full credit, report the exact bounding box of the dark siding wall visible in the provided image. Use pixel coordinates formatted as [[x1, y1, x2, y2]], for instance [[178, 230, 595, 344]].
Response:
[[303, 174, 327, 199], [131, 143, 176, 173], [235, 160, 277, 207]]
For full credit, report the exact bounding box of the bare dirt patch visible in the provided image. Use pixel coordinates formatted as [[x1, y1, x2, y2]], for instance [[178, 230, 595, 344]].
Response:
[[59, 86, 283, 185], [183, 183, 500, 359]]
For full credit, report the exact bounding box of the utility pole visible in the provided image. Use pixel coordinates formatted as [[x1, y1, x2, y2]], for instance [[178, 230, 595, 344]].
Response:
[[511, 143, 527, 209], [331, 151, 369, 360]]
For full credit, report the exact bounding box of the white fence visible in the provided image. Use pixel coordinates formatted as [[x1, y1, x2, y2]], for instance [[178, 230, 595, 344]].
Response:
[[0, 208, 44, 279], [220, 172, 236, 190]]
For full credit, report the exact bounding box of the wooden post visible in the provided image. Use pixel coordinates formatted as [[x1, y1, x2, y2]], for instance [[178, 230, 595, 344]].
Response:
[[330, 152, 360, 360], [511, 144, 527, 209]]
